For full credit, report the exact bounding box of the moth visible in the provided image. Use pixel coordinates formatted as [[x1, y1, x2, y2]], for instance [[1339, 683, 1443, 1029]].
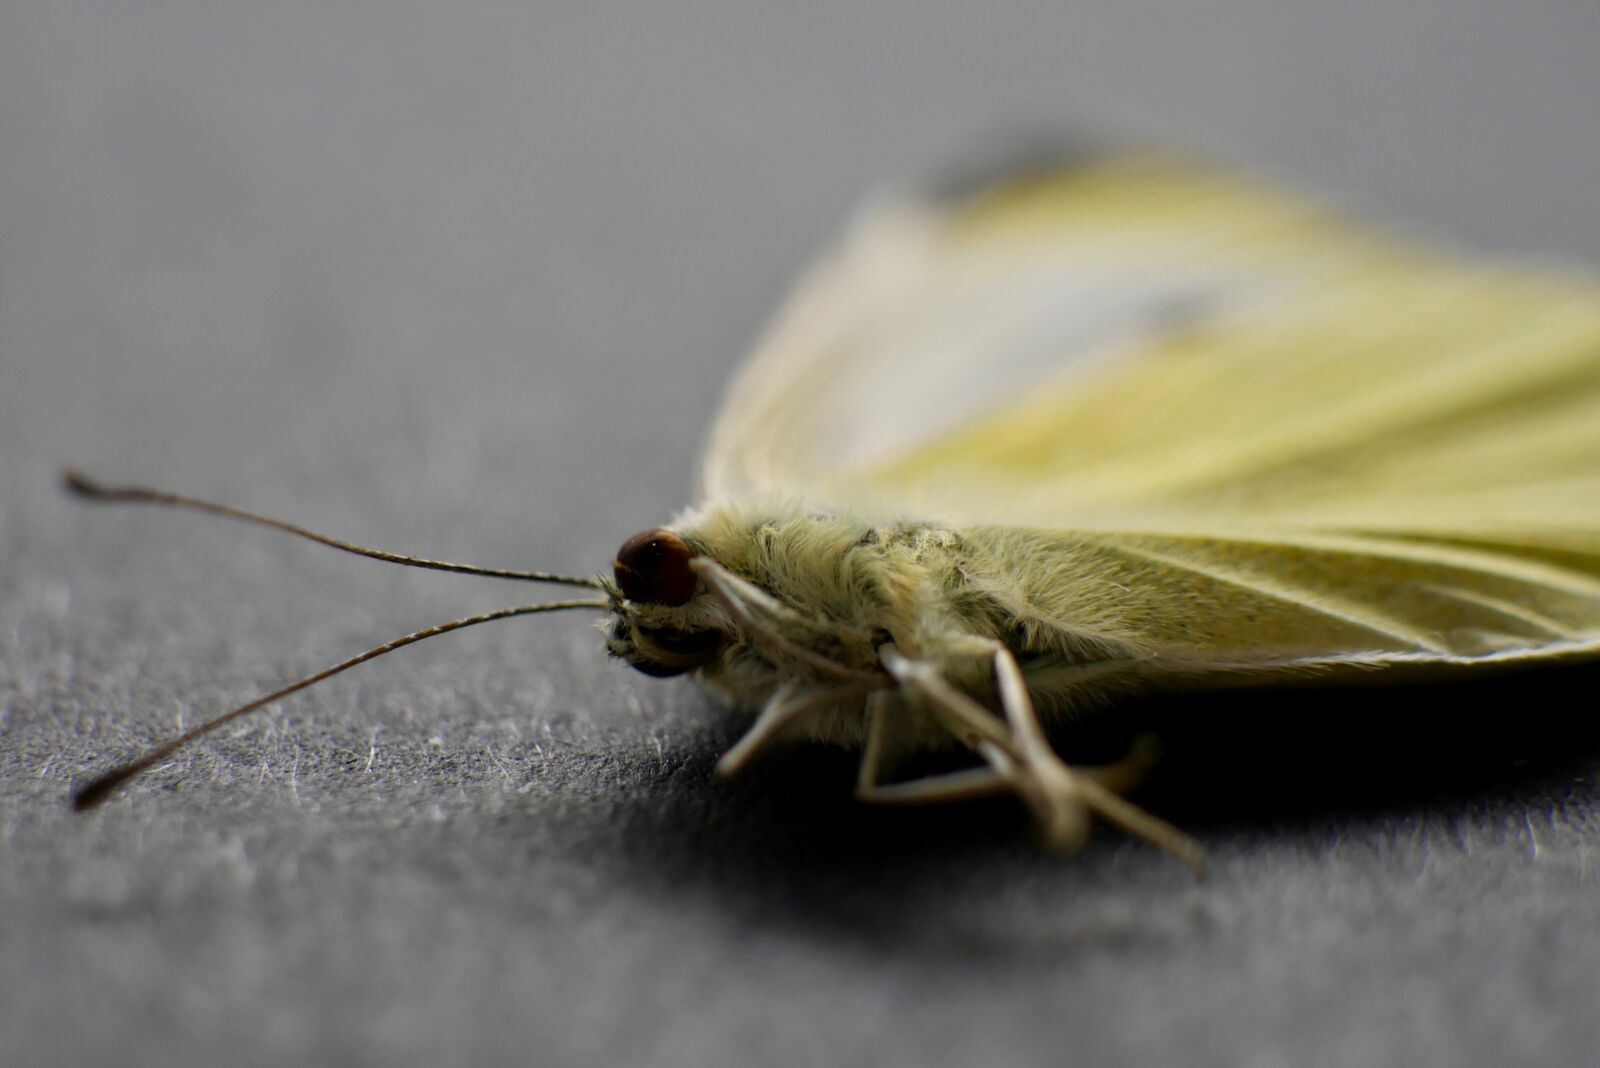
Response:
[[70, 148, 1600, 869]]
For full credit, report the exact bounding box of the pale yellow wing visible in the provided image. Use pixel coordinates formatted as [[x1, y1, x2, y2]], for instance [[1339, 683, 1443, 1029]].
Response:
[[699, 147, 1600, 673], [703, 150, 1336, 512]]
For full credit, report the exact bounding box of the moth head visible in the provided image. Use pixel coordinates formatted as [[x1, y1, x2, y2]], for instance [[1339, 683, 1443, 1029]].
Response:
[[613, 528, 697, 606], [607, 527, 727, 677]]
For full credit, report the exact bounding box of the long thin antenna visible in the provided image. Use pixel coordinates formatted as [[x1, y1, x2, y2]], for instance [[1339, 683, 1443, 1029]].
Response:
[[63, 470, 602, 589], [72, 599, 609, 811]]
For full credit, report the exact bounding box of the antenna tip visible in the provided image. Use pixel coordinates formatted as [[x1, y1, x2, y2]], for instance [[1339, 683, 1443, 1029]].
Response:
[[62, 469, 103, 498], [71, 771, 123, 812]]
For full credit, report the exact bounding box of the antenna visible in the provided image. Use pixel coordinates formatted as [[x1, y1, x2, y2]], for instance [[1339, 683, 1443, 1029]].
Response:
[[63, 470, 602, 588], [72, 599, 609, 811], [63, 469, 615, 809]]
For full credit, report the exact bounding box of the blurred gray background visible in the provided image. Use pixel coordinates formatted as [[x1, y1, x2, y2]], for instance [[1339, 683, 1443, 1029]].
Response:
[[5, 3, 1600, 1066]]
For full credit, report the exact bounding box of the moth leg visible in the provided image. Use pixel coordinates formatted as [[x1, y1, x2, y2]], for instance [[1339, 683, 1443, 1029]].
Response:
[[717, 683, 868, 777], [877, 647, 1087, 830], [854, 691, 1014, 803], [992, 648, 1206, 873], [880, 645, 1203, 869], [856, 766, 1013, 805], [690, 558, 882, 686], [878, 649, 1024, 761], [1070, 734, 1163, 796], [854, 691, 894, 795]]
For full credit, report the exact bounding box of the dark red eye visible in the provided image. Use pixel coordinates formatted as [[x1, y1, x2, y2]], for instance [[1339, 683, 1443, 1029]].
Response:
[[614, 528, 697, 606]]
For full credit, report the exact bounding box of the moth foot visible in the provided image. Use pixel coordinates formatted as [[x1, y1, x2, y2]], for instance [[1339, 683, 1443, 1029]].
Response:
[[855, 765, 1013, 805], [1010, 737, 1204, 873], [1073, 733, 1163, 796], [871, 645, 1203, 871]]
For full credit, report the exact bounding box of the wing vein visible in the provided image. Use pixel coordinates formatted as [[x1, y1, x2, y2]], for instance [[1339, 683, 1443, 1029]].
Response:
[[1091, 538, 1452, 654]]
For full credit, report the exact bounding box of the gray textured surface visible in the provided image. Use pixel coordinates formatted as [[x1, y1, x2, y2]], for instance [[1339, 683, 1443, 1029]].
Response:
[[5, 3, 1600, 1066]]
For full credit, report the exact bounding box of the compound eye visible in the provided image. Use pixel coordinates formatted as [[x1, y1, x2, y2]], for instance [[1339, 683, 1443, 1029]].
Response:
[[613, 528, 697, 606]]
